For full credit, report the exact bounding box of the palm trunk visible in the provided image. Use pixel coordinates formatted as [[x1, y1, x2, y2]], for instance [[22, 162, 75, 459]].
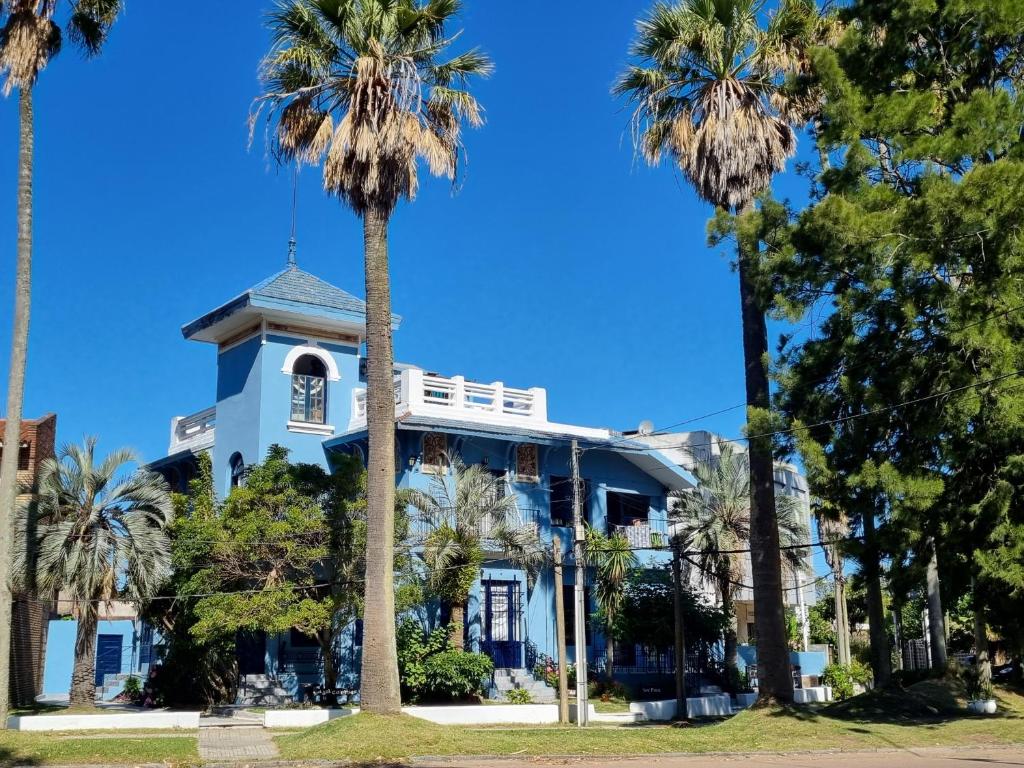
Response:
[[925, 538, 947, 671], [834, 575, 850, 665], [69, 610, 98, 707], [735, 200, 790, 703], [0, 89, 34, 725], [449, 602, 465, 650], [861, 507, 891, 686], [719, 574, 738, 688], [605, 621, 615, 683], [358, 204, 401, 713], [319, 631, 338, 692]]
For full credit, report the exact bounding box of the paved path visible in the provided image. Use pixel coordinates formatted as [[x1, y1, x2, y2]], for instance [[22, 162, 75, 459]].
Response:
[[198, 725, 279, 762], [411, 746, 1024, 767]]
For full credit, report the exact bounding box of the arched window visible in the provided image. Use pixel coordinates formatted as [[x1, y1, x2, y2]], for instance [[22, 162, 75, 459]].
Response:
[[291, 354, 327, 424], [229, 452, 245, 488]]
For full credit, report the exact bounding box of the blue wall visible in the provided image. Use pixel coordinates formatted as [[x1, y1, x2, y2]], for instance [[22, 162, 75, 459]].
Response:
[[42, 619, 147, 698]]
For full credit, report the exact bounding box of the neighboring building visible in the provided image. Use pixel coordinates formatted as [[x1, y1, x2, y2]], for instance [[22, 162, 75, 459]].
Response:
[[631, 430, 816, 645], [0, 413, 56, 706], [152, 255, 822, 701]]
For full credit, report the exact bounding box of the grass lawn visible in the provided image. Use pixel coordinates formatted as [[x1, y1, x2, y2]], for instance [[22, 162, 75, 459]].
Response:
[[0, 731, 198, 767], [275, 686, 1024, 763]]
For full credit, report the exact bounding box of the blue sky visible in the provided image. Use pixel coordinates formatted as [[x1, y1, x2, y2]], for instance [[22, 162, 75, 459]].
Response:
[[0, 1, 816, 472]]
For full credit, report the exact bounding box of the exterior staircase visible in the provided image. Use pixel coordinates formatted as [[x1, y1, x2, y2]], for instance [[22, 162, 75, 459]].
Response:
[[489, 668, 557, 703], [236, 674, 292, 707], [98, 673, 131, 701]]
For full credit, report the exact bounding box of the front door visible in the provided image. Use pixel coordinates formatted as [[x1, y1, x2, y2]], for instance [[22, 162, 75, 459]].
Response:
[[236, 631, 267, 676], [95, 634, 123, 686], [482, 580, 522, 668]]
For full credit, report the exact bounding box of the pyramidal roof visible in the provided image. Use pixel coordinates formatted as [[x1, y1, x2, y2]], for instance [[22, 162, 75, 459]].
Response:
[[182, 260, 400, 344], [249, 265, 367, 315]]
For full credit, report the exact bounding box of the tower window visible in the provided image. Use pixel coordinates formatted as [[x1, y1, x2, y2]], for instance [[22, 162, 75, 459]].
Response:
[[291, 354, 327, 424], [229, 452, 245, 488]]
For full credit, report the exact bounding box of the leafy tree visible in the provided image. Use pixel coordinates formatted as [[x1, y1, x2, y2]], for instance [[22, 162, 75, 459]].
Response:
[[0, 0, 122, 722], [408, 453, 542, 649], [188, 447, 366, 693], [615, 0, 832, 702], [768, 0, 1024, 686], [255, 0, 491, 712], [670, 443, 808, 682], [585, 528, 638, 681], [15, 439, 172, 707]]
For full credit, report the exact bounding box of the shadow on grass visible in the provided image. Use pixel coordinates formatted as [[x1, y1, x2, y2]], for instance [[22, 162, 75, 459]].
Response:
[[0, 747, 41, 768]]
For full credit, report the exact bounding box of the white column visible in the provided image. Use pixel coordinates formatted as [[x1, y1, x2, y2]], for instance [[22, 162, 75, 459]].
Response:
[[405, 368, 424, 409], [452, 375, 466, 410], [491, 382, 505, 415]]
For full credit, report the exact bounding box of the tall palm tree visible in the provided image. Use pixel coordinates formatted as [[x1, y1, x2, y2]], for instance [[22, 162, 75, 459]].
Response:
[[616, 0, 827, 702], [408, 453, 541, 651], [14, 439, 172, 707], [0, 0, 122, 724], [585, 527, 637, 683], [256, 0, 490, 713], [670, 444, 808, 688]]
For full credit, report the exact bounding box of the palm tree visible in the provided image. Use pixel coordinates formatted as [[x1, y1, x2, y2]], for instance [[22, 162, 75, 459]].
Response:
[[256, 0, 490, 714], [585, 528, 637, 683], [14, 439, 172, 707], [616, 0, 827, 702], [0, 0, 123, 724], [670, 444, 808, 689], [816, 507, 851, 664], [408, 453, 542, 650]]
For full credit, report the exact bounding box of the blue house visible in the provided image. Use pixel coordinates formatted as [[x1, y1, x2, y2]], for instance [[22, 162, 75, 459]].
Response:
[[153, 255, 819, 703]]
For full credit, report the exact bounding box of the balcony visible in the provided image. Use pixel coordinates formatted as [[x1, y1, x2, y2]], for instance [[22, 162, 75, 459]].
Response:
[[168, 406, 216, 455], [349, 369, 608, 439], [409, 507, 540, 552], [612, 521, 667, 550]]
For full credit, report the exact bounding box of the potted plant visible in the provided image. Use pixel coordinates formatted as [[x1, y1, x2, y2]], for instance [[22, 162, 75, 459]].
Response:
[[965, 667, 998, 715], [734, 670, 757, 709]]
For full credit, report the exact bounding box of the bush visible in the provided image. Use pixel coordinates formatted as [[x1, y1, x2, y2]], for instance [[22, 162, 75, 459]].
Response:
[[505, 687, 533, 704], [121, 675, 142, 701], [821, 663, 855, 701], [849, 660, 873, 686], [396, 619, 449, 702], [533, 653, 575, 694], [589, 679, 628, 701], [964, 665, 995, 701], [423, 650, 494, 701]]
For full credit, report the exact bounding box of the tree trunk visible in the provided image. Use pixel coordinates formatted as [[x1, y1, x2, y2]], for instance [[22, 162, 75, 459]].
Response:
[[835, 575, 851, 665], [672, 548, 687, 716], [972, 577, 990, 692], [605, 621, 615, 683], [0, 88, 34, 726], [553, 538, 569, 723], [735, 201, 791, 703], [449, 603, 465, 650], [69, 610, 98, 708], [719, 574, 738, 689], [358, 204, 401, 713], [925, 538, 947, 671], [861, 507, 891, 686], [319, 632, 338, 691]]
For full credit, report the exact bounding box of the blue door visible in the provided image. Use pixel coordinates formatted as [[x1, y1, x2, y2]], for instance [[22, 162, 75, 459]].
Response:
[[481, 581, 522, 668], [95, 635, 123, 685]]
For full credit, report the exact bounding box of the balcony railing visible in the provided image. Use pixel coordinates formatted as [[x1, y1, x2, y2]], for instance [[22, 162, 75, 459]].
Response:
[[409, 507, 540, 549], [612, 521, 667, 550], [349, 369, 610, 439], [168, 407, 216, 455]]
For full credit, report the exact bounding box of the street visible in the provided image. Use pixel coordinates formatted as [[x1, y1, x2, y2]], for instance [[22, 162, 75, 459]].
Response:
[[410, 747, 1024, 768]]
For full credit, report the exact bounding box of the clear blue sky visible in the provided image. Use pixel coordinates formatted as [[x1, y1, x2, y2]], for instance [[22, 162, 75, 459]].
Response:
[[0, 1, 815, 468]]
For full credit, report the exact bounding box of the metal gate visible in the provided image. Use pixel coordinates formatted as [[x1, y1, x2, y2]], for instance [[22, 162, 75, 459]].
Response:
[[480, 580, 523, 668]]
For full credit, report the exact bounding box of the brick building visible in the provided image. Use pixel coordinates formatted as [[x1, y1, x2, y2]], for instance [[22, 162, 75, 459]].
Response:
[[0, 413, 56, 705]]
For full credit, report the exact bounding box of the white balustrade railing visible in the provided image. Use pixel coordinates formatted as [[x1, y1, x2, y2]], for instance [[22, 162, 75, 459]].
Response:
[[348, 369, 554, 431], [169, 407, 216, 454]]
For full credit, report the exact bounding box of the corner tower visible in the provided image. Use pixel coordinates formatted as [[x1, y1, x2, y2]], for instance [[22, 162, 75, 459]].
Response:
[[181, 255, 399, 495]]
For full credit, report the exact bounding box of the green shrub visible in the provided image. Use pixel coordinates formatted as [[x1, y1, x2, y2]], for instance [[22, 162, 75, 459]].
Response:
[[396, 619, 449, 703], [849, 660, 873, 686], [122, 675, 142, 700], [422, 650, 494, 701], [505, 687, 533, 704], [821, 663, 855, 701]]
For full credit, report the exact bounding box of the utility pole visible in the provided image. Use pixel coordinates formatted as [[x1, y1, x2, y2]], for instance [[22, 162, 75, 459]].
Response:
[[552, 537, 569, 724], [672, 544, 687, 719], [570, 439, 589, 726], [795, 570, 809, 652]]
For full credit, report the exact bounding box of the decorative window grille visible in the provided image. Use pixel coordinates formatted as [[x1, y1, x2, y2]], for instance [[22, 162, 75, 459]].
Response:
[[515, 444, 539, 482], [291, 355, 328, 424], [422, 432, 447, 473]]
